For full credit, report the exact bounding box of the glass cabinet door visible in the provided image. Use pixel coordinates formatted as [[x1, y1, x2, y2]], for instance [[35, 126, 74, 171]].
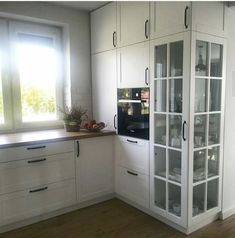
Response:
[[192, 39, 223, 217], [153, 39, 184, 219]]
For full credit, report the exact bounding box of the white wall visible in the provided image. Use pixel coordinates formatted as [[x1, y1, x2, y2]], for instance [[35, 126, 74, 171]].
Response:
[[0, 2, 92, 119], [222, 6, 235, 218]]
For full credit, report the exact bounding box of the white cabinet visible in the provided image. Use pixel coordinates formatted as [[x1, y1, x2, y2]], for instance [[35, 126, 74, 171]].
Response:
[[0, 179, 76, 226], [117, 2, 150, 47], [116, 166, 149, 209], [150, 1, 190, 39], [92, 50, 117, 130], [91, 2, 117, 54], [117, 42, 149, 88], [115, 136, 149, 175], [76, 136, 114, 203]]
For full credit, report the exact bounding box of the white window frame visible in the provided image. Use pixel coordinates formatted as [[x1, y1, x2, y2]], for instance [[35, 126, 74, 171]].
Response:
[[0, 19, 64, 131]]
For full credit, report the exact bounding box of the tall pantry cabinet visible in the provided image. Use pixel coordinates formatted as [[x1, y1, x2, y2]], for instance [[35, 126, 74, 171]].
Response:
[[90, 1, 227, 234]]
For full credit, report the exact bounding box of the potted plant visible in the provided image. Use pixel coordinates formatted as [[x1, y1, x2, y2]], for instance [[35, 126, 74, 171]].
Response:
[[59, 105, 87, 132]]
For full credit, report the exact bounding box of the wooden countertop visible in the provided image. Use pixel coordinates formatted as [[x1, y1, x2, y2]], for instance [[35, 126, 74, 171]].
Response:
[[0, 129, 116, 149]]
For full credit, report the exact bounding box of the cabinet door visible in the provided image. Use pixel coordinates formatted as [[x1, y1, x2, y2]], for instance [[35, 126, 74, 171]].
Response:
[[117, 42, 149, 88], [191, 2, 226, 37], [76, 137, 114, 203], [91, 2, 117, 54], [150, 1, 190, 39], [92, 50, 117, 130], [117, 2, 149, 47], [116, 166, 149, 208]]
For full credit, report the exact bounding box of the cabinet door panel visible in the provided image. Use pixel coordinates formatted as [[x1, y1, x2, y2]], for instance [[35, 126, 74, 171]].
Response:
[[115, 136, 149, 175], [118, 42, 149, 88], [118, 2, 149, 47], [91, 2, 116, 54], [150, 1, 190, 39], [116, 166, 149, 208], [77, 137, 114, 202], [92, 50, 117, 130]]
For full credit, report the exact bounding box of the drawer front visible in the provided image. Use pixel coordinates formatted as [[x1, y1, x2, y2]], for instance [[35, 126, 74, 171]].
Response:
[[116, 166, 149, 208], [115, 136, 149, 175], [0, 152, 75, 194], [0, 179, 76, 226], [0, 140, 74, 163]]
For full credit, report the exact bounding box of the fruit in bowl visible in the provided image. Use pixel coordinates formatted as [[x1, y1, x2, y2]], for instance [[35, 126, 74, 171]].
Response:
[[84, 120, 105, 131]]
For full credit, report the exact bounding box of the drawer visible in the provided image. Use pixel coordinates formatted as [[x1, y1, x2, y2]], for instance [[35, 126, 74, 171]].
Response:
[[115, 136, 149, 175], [0, 140, 74, 163], [0, 179, 76, 226], [0, 152, 75, 194], [116, 166, 149, 208]]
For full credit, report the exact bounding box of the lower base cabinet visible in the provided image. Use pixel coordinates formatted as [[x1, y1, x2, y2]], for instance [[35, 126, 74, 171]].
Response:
[[116, 166, 149, 209], [76, 136, 114, 203], [0, 179, 76, 226]]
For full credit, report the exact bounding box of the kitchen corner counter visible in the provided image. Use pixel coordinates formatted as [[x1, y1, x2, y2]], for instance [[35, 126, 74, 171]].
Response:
[[0, 129, 116, 149]]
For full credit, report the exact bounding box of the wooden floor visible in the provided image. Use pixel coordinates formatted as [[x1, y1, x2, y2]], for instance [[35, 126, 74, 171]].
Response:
[[1, 198, 235, 238]]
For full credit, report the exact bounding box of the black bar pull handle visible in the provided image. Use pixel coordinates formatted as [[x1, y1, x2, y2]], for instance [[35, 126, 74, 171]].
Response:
[[27, 145, 46, 150], [184, 6, 189, 29], [28, 158, 46, 164], [127, 170, 138, 176], [114, 114, 117, 129], [145, 19, 149, 39], [127, 139, 138, 144], [113, 31, 117, 47], [145, 67, 149, 85], [182, 121, 187, 141], [77, 141, 80, 157], [29, 186, 48, 193]]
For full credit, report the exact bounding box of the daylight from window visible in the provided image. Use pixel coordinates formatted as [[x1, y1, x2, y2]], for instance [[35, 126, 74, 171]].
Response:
[[0, 58, 4, 124], [16, 42, 58, 122]]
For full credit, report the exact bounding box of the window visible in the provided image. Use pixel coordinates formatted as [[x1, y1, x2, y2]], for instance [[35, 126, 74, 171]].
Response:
[[0, 19, 63, 131]]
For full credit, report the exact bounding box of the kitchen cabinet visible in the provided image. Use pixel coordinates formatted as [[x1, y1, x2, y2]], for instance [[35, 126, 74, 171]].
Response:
[[150, 2, 226, 40], [92, 50, 117, 130], [115, 136, 150, 208], [90, 2, 117, 54], [117, 41, 149, 88], [117, 1, 150, 47], [76, 136, 114, 203], [150, 30, 226, 232]]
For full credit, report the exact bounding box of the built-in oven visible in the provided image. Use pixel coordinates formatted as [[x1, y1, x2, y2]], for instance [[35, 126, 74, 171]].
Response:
[[117, 88, 149, 140]]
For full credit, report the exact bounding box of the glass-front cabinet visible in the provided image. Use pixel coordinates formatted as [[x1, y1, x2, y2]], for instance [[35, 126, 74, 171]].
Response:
[[150, 31, 225, 230]]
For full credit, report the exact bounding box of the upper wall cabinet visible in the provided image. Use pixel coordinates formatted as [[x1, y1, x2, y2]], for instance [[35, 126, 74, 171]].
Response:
[[91, 2, 117, 54], [117, 2, 150, 47], [117, 41, 149, 88], [150, 1, 190, 39], [150, 2, 226, 40], [191, 2, 226, 37]]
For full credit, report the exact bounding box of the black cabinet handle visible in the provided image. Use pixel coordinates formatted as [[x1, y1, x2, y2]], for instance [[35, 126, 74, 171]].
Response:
[[27, 145, 46, 150], [28, 158, 46, 163], [127, 139, 138, 144], [29, 186, 48, 193], [113, 31, 117, 47], [145, 19, 149, 39], [184, 6, 189, 29], [77, 141, 80, 157], [145, 67, 149, 85], [127, 170, 138, 176], [114, 114, 117, 129], [182, 121, 187, 141]]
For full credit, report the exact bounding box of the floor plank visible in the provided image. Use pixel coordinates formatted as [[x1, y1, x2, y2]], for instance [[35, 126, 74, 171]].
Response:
[[0, 199, 234, 238]]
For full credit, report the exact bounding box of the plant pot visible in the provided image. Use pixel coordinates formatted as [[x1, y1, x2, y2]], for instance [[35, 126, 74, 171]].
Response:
[[64, 121, 81, 132]]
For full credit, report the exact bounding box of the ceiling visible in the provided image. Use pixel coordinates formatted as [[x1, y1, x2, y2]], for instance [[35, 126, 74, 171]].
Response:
[[51, 1, 109, 12]]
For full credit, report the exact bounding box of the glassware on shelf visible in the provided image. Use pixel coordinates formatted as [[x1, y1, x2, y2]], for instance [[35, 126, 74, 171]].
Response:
[[193, 150, 206, 182], [194, 115, 207, 148], [168, 183, 181, 217], [155, 114, 166, 145], [208, 114, 220, 145], [195, 41, 208, 76], [155, 44, 167, 78], [169, 115, 182, 149], [208, 146, 220, 178], [169, 78, 182, 113]]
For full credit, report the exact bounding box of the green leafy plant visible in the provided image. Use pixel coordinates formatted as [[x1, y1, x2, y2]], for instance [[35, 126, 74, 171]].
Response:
[[59, 105, 87, 125]]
